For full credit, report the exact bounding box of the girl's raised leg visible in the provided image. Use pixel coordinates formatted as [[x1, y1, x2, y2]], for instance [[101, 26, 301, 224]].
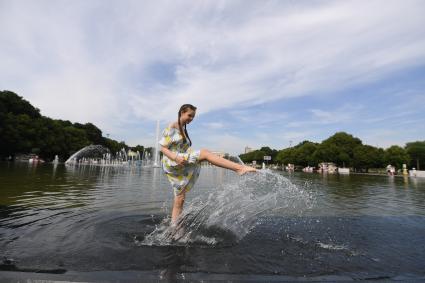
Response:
[[199, 149, 257, 175]]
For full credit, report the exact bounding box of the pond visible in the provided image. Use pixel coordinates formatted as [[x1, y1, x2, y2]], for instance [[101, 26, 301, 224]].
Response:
[[1, 162, 424, 281]]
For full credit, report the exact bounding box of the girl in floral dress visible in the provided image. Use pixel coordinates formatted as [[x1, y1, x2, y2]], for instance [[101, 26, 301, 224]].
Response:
[[159, 104, 257, 223]]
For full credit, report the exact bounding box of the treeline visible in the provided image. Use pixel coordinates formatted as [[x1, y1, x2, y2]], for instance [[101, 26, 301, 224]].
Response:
[[240, 132, 425, 171], [0, 91, 146, 161]]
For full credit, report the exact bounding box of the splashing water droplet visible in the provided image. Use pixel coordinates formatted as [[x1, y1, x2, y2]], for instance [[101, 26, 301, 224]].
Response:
[[141, 170, 314, 246]]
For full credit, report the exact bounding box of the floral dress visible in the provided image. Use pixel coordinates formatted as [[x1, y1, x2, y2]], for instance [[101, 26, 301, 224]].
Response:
[[158, 126, 201, 195]]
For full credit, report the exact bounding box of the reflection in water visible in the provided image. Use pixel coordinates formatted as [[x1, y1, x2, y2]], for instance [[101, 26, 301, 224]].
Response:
[[411, 176, 419, 189], [287, 172, 425, 217], [403, 176, 409, 189], [158, 246, 192, 282]]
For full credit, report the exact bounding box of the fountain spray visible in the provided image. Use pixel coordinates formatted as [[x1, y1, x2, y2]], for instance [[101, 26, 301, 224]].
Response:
[[153, 120, 161, 168]]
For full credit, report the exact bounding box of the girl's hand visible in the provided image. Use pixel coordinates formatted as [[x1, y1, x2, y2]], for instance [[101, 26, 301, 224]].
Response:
[[175, 155, 186, 166]]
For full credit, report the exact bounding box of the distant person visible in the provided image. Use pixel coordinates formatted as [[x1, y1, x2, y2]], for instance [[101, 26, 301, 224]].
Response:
[[159, 104, 257, 224]]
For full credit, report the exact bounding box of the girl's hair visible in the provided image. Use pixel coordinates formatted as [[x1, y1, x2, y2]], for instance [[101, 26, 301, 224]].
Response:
[[178, 104, 197, 146]]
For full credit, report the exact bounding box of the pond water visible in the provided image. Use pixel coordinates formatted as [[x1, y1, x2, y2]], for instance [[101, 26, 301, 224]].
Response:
[[1, 162, 424, 281]]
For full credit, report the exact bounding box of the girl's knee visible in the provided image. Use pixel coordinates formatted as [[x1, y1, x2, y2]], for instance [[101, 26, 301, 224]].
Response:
[[200, 149, 211, 159], [175, 192, 185, 199], [174, 190, 186, 202]]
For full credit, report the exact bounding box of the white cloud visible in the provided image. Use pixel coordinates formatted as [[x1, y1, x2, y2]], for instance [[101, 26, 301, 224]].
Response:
[[360, 129, 410, 149], [197, 133, 252, 155], [230, 109, 288, 126], [202, 122, 225, 130], [286, 104, 362, 128], [1, 0, 424, 147]]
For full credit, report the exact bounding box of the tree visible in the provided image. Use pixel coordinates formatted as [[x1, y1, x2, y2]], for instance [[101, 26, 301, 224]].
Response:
[[293, 141, 318, 166], [317, 132, 362, 166], [103, 138, 128, 154], [313, 143, 340, 164], [132, 145, 145, 154], [239, 147, 279, 164], [384, 145, 410, 169], [276, 147, 296, 165], [406, 141, 425, 170], [0, 90, 139, 160], [0, 92, 45, 157], [63, 126, 90, 155], [0, 113, 35, 156], [253, 150, 265, 163], [35, 118, 70, 160], [0, 90, 41, 118], [259, 146, 278, 162], [353, 145, 384, 172], [74, 123, 103, 145], [239, 151, 254, 163]]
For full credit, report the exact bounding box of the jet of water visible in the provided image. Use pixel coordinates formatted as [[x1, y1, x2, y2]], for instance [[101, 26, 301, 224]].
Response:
[[142, 170, 315, 246]]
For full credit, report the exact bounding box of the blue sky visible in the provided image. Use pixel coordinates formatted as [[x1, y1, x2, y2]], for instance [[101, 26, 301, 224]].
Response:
[[1, 0, 424, 154]]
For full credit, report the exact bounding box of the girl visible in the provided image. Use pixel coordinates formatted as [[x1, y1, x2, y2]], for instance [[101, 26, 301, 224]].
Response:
[[159, 104, 257, 223]]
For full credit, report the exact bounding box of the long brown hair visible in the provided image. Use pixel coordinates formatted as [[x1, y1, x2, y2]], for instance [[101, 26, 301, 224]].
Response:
[[178, 104, 197, 146]]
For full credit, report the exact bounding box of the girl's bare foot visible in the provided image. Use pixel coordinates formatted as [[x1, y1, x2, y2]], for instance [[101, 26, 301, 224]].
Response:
[[236, 165, 257, 175]]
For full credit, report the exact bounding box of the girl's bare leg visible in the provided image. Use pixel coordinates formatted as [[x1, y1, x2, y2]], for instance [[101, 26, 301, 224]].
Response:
[[199, 149, 257, 175], [170, 150, 256, 224], [171, 190, 186, 224]]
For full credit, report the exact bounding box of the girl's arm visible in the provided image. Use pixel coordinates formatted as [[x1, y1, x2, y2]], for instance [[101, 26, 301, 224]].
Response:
[[160, 146, 186, 165]]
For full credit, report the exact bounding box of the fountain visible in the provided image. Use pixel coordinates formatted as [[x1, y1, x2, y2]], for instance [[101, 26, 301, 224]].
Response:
[[153, 120, 161, 168], [65, 145, 110, 164], [64, 144, 158, 167], [64, 121, 242, 168]]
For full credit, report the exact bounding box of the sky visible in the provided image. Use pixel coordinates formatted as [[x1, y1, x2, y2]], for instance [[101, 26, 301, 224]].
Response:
[[1, 0, 424, 154]]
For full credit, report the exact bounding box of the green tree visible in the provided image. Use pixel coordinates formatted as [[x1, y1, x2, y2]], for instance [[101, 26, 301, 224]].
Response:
[[276, 147, 296, 165], [314, 132, 362, 166], [132, 145, 145, 154], [353, 145, 384, 172], [0, 113, 36, 155], [253, 150, 265, 163], [406, 141, 425, 170], [292, 141, 318, 166], [103, 138, 128, 154], [63, 126, 90, 156], [238, 151, 253, 163], [0, 90, 140, 161], [259, 146, 278, 162], [35, 118, 68, 159], [384, 145, 410, 169], [75, 122, 104, 145], [0, 90, 41, 118], [0, 91, 42, 157], [240, 147, 278, 164], [313, 143, 340, 164]]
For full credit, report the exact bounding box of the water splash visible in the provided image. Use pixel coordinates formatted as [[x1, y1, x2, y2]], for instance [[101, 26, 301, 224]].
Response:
[[141, 170, 315, 246]]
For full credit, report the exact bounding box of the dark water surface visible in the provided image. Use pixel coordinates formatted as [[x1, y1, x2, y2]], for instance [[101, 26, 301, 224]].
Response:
[[1, 162, 425, 281]]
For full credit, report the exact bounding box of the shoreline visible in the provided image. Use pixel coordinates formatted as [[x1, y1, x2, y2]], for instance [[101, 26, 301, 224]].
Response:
[[271, 169, 421, 178]]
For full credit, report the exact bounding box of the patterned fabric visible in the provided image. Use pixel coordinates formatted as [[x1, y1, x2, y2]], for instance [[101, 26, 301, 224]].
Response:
[[158, 126, 201, 195]]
